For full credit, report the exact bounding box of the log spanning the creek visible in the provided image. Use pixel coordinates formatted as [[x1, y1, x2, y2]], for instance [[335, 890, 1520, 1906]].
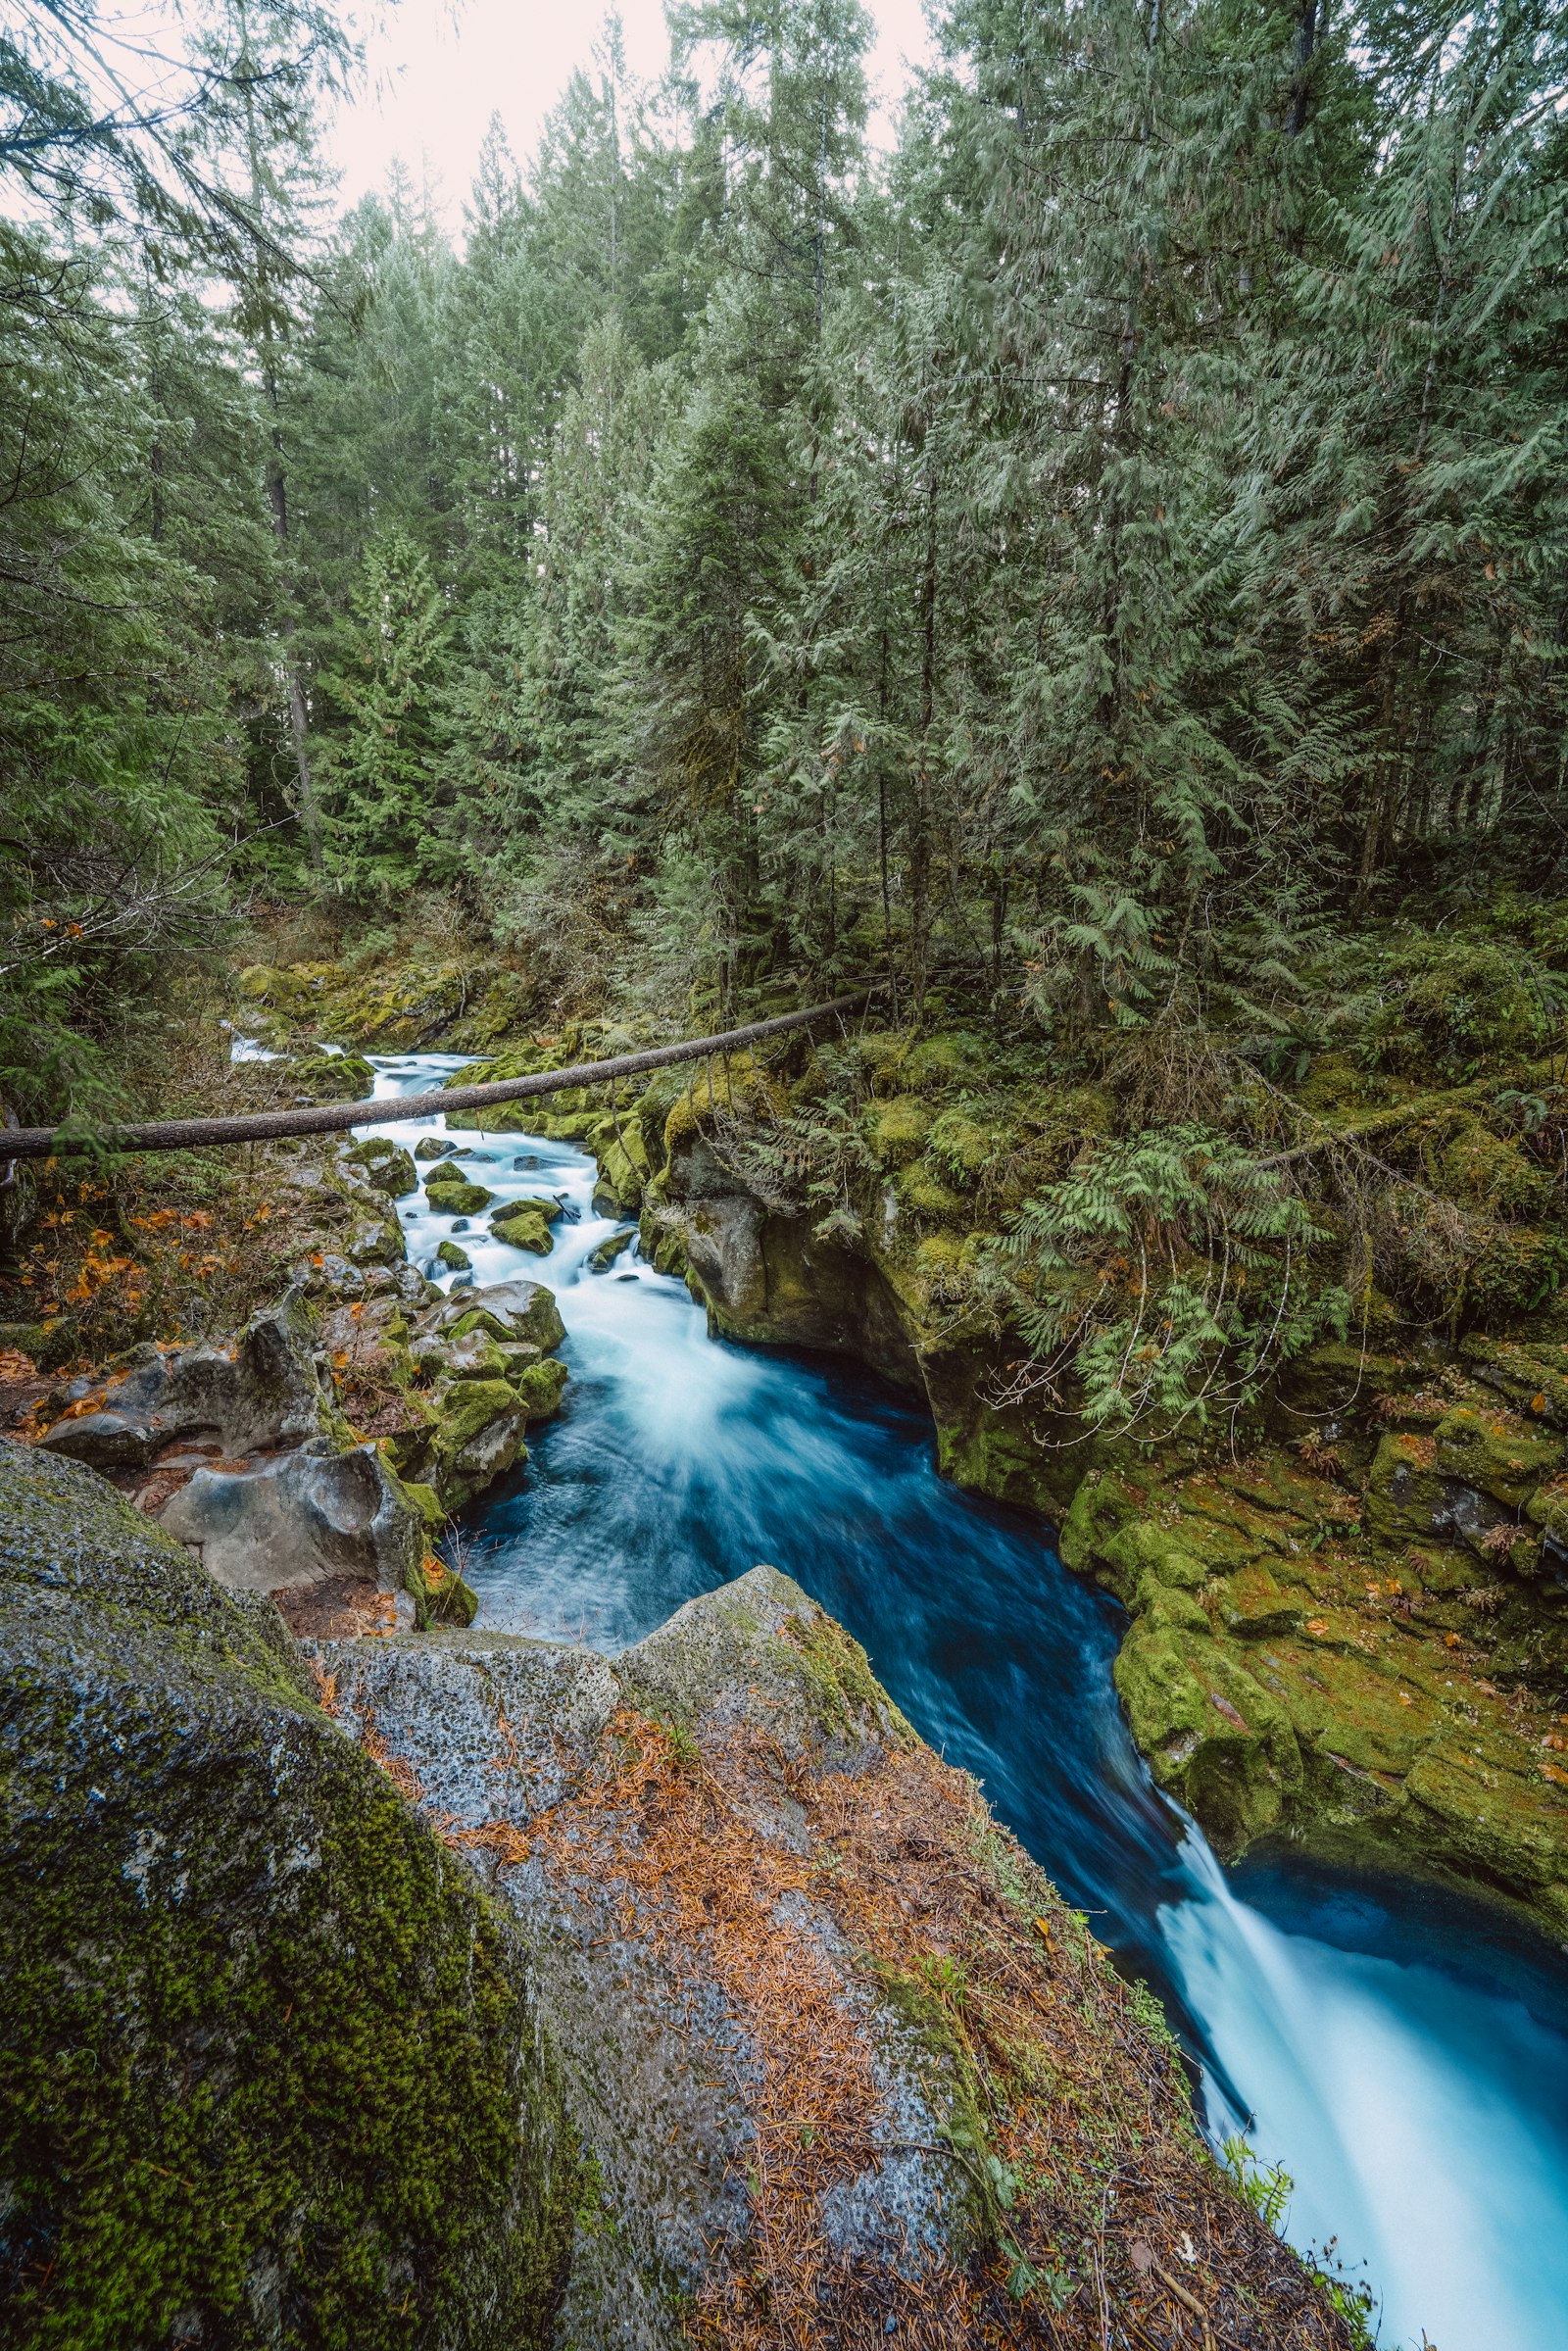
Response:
[[4, 989, 884, 1162]]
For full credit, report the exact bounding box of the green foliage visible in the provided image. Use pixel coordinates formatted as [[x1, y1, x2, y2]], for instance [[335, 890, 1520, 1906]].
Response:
[[319, 531, 453, 900], [991, 1126, 1349, 1439], [1218, 2132, 1294, 2232], [1362, 932, 1560, 1075]]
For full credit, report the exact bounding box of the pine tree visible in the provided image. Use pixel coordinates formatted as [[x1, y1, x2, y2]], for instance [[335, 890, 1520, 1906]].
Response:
[[319, 531, 453, 900]]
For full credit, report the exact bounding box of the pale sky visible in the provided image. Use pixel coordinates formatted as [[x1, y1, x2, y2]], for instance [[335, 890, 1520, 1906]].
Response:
[[330, 0, 938, 223]]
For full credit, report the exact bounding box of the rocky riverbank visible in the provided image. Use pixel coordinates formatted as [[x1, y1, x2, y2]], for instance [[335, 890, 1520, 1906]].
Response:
[[2, 1440, 1360, 2348]]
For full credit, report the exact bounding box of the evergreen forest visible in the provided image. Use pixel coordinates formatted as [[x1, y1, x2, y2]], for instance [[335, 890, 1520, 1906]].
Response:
[[5, 0, 1568, 1427]]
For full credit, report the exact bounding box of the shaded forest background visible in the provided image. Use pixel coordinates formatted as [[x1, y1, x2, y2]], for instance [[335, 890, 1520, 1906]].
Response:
[[4, 0, 1568, 1128]]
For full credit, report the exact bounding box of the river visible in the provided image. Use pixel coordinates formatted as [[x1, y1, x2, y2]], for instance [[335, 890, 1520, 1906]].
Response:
[[364, 1052, 1568, 2351]]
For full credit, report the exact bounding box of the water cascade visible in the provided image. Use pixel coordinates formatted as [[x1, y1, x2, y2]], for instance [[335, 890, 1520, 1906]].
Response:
[[368, 1054, 1568, 2351]]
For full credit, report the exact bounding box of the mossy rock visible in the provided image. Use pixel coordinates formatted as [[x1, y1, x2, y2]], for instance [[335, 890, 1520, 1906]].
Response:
[[903, 1032, 989, 1093], [896, 1162, 969, 1225], [443, 1284, 565, 1357], [426, 1178, 494, 1218], [489, 1195, 564, 1227], [1114, 1623, 1303, 1852], [1462, 1335, 1568, 1431], [236, 963, 311, 1005], [864, 1095, 931, 1169], [1363, 1429, 1447, 1544], [0, 1440, 576, 2347], [431, 1379, 527, 1509], [491, 1209, 555, 1256], [437, 1239, 473, 1270], [408, 1547, 480, 1629], [591, 1133, 647, 1212], [345, 1137, 417, 1198], [1432, 1404, 1561, 1507], [511, 1359, 569, 1423], [416, 1137, 461, 1163], [587, 1230, 634, 1274], [287, 1051, 376, 1103]]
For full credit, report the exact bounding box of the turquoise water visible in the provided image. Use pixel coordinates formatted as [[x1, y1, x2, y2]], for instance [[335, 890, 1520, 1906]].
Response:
[[368, 1057, 1568, 2351]]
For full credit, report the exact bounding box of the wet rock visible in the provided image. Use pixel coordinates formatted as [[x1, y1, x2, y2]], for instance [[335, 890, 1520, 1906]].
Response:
[[37, 1297, 331, 1473], [422, 1279, 566, 1357], [490, 1207, 554, 1254], [437, 1239, 472, 1270], [491, 1195, 565, 1227], [431, 1379, 528, 1510], [416, 1136, 460, 1161], [426, 1176, 494, 1218], [0, 1439, 578, 2344], [587, 1229, 634, 1274]]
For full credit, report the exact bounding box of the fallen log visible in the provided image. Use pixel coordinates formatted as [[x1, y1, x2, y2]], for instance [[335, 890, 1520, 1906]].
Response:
[[5, 988, 882, 1162]]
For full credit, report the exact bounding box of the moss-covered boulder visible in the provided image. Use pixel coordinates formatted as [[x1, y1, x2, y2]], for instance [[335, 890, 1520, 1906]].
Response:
[[425, 1176, 493, 1218], [436, 1238, 472, 1270], [490, 1209, 554, 1255], [509, 1358, 568, 1423], [0, 1441, 577, 2348], [344, 1138, 417, 1199], [318, 1569, 1352, 2351], [285, 1051, 375, 1103], [430, 1378, 527, 1509]]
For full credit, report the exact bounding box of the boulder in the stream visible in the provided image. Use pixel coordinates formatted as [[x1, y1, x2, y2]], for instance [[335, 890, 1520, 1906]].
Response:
[[425, 1174, 493, 1217], [0, 1439, 578, 2347], [490, 1206, 554, 1254]]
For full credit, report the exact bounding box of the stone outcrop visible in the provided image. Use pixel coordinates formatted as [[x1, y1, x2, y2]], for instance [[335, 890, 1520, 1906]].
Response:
[[316, 1566, 1355, 2351], [30, 1270, 571, 1619], [0, 1441, 578, 2349]]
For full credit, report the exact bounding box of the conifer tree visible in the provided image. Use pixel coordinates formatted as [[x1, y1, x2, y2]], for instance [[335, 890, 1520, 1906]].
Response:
[[319, 531, 453, 900]]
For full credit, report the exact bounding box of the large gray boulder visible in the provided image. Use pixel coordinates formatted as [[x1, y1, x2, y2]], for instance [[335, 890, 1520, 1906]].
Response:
[[318, 1569, 1341, 2351], [0, 1440, 578, 2349], [35, 1294, 425, 1599]]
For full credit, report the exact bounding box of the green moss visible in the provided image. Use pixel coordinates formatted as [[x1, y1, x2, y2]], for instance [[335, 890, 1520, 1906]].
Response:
[[490, 1210, 555, 1255], [287, 1051, 376, 1102], [436, 1239, 472, 1270], [896, 1163, 969, 1225], [425, 1178, 493, 1218], [864, 1095, 931, 1168], [0, 1442, 577, 2349], [778, 1605, 916, 1747], [408, 1548, 480, 1628], [510, 1359, 569, 1423], [344, 1139, 417, 1199], [1433, 1404, 1561, 1506]]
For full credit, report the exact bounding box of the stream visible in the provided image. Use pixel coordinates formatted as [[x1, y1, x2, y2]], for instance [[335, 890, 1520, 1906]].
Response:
[[365, 1052, 1568, 2351]]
